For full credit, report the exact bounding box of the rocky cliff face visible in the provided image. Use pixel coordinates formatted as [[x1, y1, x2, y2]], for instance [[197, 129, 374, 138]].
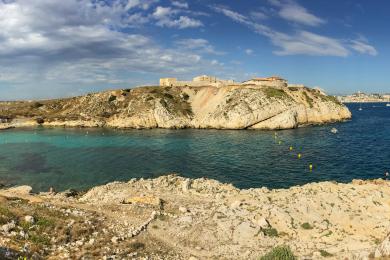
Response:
[[0, 85, 351, 130]]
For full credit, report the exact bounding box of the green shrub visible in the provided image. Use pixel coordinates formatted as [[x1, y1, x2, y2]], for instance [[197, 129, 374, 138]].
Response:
[[163, 93, 174, 99], [182, 93, 189, 100], [319, 249, 333, 257], [260, 245, 296, 260], [300, 222, 313, 230], [303, 92, 314, 108], [262, 227, 278, 237], [108, 95, 117, 102], [263, 88, 289, 99], [31, 102, 44, 108]]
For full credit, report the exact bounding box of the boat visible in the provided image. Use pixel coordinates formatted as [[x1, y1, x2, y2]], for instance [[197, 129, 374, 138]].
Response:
[[386, 104, 390, 107], [358, 103, 363, 111], [331, 128, 338, 134]]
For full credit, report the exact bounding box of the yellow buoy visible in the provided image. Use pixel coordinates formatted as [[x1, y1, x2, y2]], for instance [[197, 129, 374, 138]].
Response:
[[309, 164, 313, 171], [278, 141, 282, 145], [298, 153, 302, 159], [289, 146, 293, 151]]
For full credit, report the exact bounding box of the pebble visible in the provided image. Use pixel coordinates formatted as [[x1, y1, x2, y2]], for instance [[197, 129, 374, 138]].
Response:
[[179, 206, 188, 213], [182, 179, 191, 192], [24, 215, 35, 224], [1, 221, 15, 233], [230, 200, 242, 209], [111, 236, 119, 244]]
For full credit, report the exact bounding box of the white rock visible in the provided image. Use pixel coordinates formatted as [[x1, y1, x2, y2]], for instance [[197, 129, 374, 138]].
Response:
[[233, 222, 260, 242], [182, 179, 191, 192], [230, 200, 242, 209], [255, 217, 270, 229], [179, 206, 188, 213], [4, 186, 32, 195], [24, 215, 35, 224], [1, 221, 15, 233], [178, 216, 193, 224], [111, 236, 119, 244], [375, 234, 390, 257]]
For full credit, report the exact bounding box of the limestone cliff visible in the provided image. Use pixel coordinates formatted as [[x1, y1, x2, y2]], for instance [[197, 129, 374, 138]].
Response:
[[0, 85, 351, 130]]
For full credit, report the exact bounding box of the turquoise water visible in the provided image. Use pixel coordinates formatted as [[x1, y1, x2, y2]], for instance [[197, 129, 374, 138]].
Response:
[[0, 103, 389, 192]]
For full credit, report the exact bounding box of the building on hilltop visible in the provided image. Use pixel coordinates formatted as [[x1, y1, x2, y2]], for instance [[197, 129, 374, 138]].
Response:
[[159, 75, 289, 88], [193, 75, 217, 83], [159, 75, 235, 87], [242, 76, 287, 88]]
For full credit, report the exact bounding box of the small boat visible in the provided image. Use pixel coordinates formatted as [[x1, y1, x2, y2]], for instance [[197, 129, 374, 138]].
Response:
[[386, 104, 390, 107], [358, 103, 363, 111], [331, 128, 338, 134]]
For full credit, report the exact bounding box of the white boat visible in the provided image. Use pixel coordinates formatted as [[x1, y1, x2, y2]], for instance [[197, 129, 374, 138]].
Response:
[[330, 128, 338, 134], [386, 104, 390, 107]]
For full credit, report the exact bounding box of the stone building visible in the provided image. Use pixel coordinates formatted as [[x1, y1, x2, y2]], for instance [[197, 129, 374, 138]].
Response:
[[241, 76, 287, 88], [159, 75, 234, 87]]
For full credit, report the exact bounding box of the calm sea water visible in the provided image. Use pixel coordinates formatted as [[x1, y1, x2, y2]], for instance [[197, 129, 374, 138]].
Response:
[[0, 103, 389, 192]]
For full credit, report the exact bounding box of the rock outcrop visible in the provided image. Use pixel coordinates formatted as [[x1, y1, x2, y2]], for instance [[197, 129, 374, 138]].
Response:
[[1, 175, 389, 259], [0, 84, 351, 130]]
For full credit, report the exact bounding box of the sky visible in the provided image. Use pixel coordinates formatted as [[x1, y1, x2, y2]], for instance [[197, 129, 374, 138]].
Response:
[[0, 0, 389, 100]]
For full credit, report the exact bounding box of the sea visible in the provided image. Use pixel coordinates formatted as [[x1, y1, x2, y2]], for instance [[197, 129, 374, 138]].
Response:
[[0, 103, 389, 192]]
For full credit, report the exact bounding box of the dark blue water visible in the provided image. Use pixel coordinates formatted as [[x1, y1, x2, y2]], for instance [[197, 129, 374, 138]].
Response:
[[0, 103, 389, 192]]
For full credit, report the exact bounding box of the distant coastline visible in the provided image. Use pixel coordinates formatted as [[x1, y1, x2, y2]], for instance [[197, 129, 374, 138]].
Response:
[[337, 92, 390, 103]]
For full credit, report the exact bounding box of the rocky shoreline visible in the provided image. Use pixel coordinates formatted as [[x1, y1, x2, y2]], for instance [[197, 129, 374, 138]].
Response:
[[0, 85, 351, 131], [1, 175, 390, 259]]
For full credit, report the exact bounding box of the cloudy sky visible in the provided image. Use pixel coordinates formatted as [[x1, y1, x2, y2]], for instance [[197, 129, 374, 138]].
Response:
[[0, 0, 388, 99]]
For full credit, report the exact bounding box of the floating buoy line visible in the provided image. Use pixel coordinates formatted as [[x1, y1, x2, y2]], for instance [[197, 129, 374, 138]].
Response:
[[273, 132, 316, 172]]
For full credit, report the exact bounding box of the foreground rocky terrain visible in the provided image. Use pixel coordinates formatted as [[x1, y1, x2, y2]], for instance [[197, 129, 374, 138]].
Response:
[[0, 84, 351, 130], [1, 175, 390, 259]]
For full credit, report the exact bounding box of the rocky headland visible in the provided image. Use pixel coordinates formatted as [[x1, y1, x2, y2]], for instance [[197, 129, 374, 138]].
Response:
[[1, 175, 390, 259], [0, 84, 351, 130]]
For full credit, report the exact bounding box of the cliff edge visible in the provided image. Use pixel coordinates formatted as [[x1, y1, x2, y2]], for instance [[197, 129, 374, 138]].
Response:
[[0, 85, 351, 130]]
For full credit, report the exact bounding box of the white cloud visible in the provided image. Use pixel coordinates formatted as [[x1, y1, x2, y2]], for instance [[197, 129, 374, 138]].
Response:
[[270, 0, 325, 26], [245, 49, 254, 55], [350, 40, 378, 56], [270, 31, 349, 56], [175, 38, 223, 55], [213, 6, 250, 24], [0, 0, 216, 99], [214, 6, 374, 57], [250, 11, 268, 20], [153, 6, 202, 28], [153, 6, 175, 19], [172, 1, 188, 9]]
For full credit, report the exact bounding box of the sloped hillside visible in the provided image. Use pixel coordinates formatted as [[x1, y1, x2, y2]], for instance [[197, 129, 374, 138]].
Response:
[[0, 85, 351, 130]]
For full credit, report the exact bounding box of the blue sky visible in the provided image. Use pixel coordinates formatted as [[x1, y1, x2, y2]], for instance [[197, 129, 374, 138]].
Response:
[[0, 0, 388, 99]]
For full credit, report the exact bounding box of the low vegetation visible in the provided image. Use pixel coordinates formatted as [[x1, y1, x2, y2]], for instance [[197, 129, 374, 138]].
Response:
[[262, 227, 279, 237], [0, 196, 104, 259], [319, 249, 333, 257], [260, 245, 296, 260], [303, 91, 314, 108], [300, 222, 313, 230], [263, 87, 289, 99]]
